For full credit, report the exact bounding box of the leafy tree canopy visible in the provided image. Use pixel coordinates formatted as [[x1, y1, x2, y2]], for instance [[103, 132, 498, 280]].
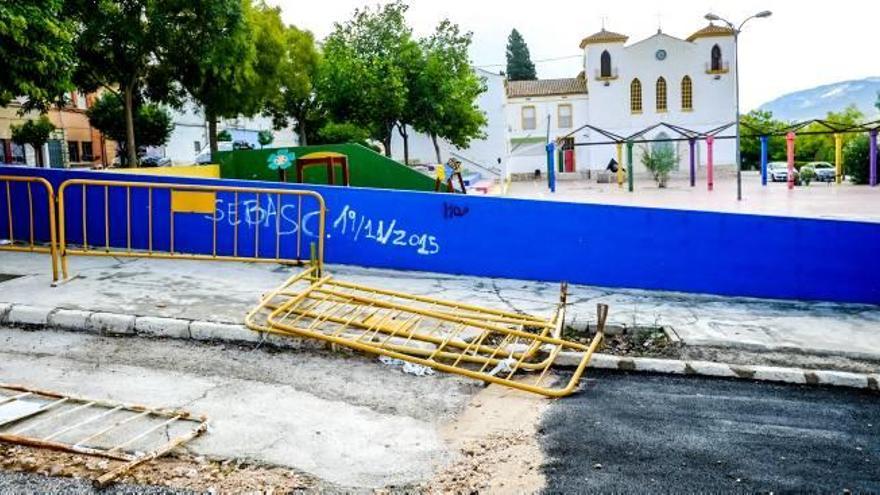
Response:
[[86, 93, 173, 153], [506, 29, 537, 81], [10, 116, 56, 166], [318, 0, 418, 155], [0, 0, 74, 111], [265, 25, 323, 145]]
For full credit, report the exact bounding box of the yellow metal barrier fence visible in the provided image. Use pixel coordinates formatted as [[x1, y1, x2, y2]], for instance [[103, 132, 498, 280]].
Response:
[[0, 175, 59, 281], [57, 179, 325, 280], [247, 265, 606, 397]]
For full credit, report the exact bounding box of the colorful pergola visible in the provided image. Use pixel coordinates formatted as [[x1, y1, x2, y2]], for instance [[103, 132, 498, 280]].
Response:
[[549, 118, 880, 193]]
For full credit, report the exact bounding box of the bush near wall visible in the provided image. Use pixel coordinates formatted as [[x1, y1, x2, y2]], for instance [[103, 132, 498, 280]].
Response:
[[215, 143, 438, 192]]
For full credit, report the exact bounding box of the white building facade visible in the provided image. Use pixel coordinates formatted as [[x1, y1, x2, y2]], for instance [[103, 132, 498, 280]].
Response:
[[505, 23, 738, 177]]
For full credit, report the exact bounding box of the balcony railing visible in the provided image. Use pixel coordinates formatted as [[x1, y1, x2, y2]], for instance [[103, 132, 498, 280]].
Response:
[[594, 68, 619, 81], [705, 61, 730, 74]]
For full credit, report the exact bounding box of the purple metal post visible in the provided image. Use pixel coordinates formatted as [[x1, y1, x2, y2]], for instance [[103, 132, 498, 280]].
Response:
[[688, 138, 696, 187], [870, 129, 878, 187]]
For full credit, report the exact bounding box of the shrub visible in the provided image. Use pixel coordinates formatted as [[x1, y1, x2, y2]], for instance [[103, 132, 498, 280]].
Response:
[[799, 165, 815, 185], [640, 144, 677, 187]]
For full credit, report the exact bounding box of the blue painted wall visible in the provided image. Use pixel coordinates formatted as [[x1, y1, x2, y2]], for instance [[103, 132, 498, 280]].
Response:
[[2, 165, 879, 305]]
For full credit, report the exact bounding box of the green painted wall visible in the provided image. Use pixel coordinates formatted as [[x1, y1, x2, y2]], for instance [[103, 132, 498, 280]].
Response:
[[216, 143, 437, 191]]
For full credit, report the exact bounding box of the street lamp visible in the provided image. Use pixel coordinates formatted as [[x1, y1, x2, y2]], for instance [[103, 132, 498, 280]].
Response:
[[704, 11, 772, 201]]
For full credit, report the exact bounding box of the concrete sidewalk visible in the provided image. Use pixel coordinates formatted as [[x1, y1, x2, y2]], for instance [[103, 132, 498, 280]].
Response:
[[1, 252, 879, 364]]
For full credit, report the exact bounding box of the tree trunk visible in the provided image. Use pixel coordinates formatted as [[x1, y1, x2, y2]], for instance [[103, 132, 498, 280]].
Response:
[[207, 109, 218, 159], [398, 123, 409, 165], [123, 84, 137, 168], [431, 134, 442, 164], [383, 122, 393, 157], [298, 119, 308, 146], [33, 144, 43, 167]]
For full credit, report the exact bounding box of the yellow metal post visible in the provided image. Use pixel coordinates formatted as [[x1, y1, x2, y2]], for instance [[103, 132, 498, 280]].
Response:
[[616, 142, 623, 187], [834, 133, 843, 184]]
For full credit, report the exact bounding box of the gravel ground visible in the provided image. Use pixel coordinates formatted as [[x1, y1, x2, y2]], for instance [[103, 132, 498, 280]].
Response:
[[540, 370, 880, 493], [0, 470, 191, 494]]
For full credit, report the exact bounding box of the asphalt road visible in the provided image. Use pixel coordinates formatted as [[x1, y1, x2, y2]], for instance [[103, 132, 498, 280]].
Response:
[[541, 370, 879, 493]]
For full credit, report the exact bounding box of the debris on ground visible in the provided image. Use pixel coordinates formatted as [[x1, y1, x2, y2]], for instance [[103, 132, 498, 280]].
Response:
[[0, 443, 318, 492], [565, 325, 682, 359]]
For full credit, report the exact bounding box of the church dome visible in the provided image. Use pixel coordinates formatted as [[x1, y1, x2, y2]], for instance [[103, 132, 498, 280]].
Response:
[[686, 23, 735, 42], [579, 29, 629, 48]]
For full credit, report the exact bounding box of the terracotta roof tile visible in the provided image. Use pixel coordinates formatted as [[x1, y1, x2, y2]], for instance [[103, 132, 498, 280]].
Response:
[[579, 29, 629, 48], [506, 78, 587, 98], [686, 23, 735, 42]]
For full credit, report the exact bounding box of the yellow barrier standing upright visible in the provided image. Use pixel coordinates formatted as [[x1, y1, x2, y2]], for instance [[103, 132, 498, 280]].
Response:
[[616, 142, 624, 187], [57, 179, 325, 280], [834, 133, 843, 184], [0, 175, 58, 281]]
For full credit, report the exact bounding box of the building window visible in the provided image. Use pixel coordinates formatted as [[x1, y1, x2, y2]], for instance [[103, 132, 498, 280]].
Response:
[[81, 141, 94, 161], [557, 104, 573, 129], [68, 141, 80, 163], [630, 79, 642, 113], [194, 141, 202, 153], [521, 106, 536, 130], [600, 50, 612, 78], [655, 77, 667, 112], [711, 45, 722, 71], [681, 76, 693, 111], [11, 143, 26, 164]]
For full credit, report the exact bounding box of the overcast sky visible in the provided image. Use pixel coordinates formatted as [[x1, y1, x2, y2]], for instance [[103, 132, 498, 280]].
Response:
[[269, 0, 879, 111]]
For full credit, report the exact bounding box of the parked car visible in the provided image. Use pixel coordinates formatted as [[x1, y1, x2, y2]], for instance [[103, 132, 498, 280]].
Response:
[[767, 161, 797, 182], [805, 161, 836, 182], [139, 155, 172, 167]]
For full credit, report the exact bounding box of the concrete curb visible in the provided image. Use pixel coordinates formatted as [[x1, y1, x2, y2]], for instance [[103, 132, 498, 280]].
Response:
[[556, 351, 879, 391], [1, 303, 877, 392]]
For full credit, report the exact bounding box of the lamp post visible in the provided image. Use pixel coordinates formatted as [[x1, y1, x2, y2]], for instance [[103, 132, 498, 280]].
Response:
[[705, 10, 772, 201]]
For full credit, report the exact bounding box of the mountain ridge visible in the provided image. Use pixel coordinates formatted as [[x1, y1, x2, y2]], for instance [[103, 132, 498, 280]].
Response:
[[758, 77, 880, 122]]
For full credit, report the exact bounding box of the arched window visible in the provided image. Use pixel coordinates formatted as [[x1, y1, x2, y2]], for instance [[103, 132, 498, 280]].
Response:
[[600, 50, 612, 78], [655, 77, 667, 112], [711, 44, 722, 71], [681, 76, 693, 111], [630, 79, 642, 113]]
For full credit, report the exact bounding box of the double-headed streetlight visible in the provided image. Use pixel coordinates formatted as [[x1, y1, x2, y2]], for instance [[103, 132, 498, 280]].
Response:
[[704, 10, 772, 201]]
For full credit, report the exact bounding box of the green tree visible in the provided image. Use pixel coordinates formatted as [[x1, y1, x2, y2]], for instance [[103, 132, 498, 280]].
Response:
[[318, 0, 415, 157], [85, 92, 173, 165], [258, 130, 274, 148], [217, 129, 232, 142], [317, 122, 370, 145], [265, 25, 323, 146], [412, 20, 487, 163], [165, 0, 285, 156], [10, 116, 56, 167], [505, 29, 536, 81], [739, 109, 786, 169], [796, 105, 864, 164], [0, 0, 74, 111], [844, 135, 876, 185], [67, 0, 184, 167]]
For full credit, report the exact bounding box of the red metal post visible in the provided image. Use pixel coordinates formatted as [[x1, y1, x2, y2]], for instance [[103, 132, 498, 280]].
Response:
[[786, 132, 796, 190], [706, 135, 714, 191]]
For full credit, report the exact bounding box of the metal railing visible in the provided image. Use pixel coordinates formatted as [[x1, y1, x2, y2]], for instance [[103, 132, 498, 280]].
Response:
[[0, 175, 59, 281], [57, 179, 326, 280]]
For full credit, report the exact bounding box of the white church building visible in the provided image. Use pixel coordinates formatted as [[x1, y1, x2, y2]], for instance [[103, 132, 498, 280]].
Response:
[[505, 23, 738, 177]]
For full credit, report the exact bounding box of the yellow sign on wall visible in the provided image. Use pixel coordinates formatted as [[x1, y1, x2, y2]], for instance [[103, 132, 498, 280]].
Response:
[[170, 190, 216, 214]]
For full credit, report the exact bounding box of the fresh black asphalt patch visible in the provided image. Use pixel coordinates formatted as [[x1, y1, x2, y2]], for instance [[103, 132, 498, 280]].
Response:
[[541, 370, 879, 493]]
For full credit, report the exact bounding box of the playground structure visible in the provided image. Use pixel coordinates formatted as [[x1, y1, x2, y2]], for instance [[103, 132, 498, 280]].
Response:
[[296, 151, 351, 186], [434, 158, 468, 194], [548, 118, 880, 193]]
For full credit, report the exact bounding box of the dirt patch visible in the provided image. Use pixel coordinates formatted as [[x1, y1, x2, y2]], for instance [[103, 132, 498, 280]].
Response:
[[0, 442, 322, 492], [565, 325, 682, 359], [425, 382, 549, 494]]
